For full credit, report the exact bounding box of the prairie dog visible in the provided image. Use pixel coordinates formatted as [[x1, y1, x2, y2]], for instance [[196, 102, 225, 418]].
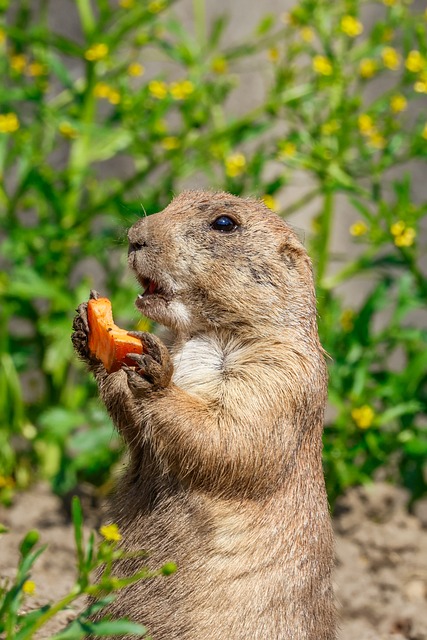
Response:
[[72, 190, 336, 639]]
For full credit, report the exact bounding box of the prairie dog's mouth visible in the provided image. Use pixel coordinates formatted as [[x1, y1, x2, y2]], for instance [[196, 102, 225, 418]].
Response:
[[136, 276, 173, 306]]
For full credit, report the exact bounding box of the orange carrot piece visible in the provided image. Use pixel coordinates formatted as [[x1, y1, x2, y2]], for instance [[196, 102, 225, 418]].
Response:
[[87, 297, 143, 373]]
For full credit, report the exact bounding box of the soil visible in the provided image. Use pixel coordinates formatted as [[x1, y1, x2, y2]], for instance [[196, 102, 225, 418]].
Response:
[[1, 482, 427, 639]]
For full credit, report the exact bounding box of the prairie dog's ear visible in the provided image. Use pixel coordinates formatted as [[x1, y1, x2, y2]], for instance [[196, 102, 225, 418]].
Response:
[[279, 241, 307, 271]]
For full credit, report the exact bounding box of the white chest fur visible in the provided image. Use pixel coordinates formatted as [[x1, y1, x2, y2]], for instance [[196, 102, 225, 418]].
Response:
[[172, 336, 225, 398]]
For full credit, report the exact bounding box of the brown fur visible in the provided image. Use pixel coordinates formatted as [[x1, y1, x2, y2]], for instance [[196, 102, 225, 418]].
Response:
[[72, 191, 336, 639]]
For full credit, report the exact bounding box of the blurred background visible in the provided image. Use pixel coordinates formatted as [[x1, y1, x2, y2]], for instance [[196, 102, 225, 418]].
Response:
[[0, 0, 427, 637]]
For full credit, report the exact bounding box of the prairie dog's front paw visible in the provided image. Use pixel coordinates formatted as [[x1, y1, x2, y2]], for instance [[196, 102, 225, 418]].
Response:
[[123, 331, 173, 397], [71, 290, 100, 363]]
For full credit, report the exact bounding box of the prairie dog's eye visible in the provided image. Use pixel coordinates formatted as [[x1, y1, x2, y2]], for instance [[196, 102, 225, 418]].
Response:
[[210, 215, 238, 233]]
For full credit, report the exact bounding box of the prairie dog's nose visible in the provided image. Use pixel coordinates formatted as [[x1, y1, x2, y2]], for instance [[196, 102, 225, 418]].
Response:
[[128, 222, 148, 255], [128, 240, 147, 255]]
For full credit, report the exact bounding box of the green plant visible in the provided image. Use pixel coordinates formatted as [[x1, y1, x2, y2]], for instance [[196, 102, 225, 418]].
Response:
[[0, 497, 175, 638], [0, 0, 426, 504]]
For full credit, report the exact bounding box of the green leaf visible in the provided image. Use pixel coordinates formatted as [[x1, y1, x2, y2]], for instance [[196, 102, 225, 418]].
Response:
[[19, 530, 40, 557], [72, 497, 84, 575], [7, 267, 69, 306], [377, 402, 422, 426], [279, 83, 313, 105], [161, 562, 177, 576], [50, 619, 90, 640], [84, 127, 132, 164], [208, 15, 228, 50], [18, 544, 48, 577], [38, 408, 84, 438], [404, 437, 427, 457], [256, 14, 274, 35], [14, 606, 51, 640], [84, 531, 96, 573], [327, 163, 355, 190], [85, 619, 147, 636]]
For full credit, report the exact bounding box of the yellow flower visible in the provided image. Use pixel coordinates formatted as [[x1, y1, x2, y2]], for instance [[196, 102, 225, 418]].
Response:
[[381, 28, 394, 43], [262, 194, 279, 211], [211, 57, 228, 74], [390, 220, 406, 236], [84, 43, 109, 62], [278, 141, 297, 158], [0, 475, 15, 489], [394, 228, 416, 247], [120, 0, 135, 6], [161, 136, 180, 150], [59, 122, 78, 139], [170, 80, 194, 100], [340, 16, 363, 38], [382, 0, 396, 5], [391, 221, 416, 247], [27, 61, 47, 77], [107, 89, 121, 105], [100, 523, 122, 542], [359, 59, 377, 79], [414, 79, 427, 93], [352, 405, 375, 429], [381, 47, 400, 70], [405, 50, 424, 73], [148, 0, 166, 13], [368, 132, 386, 149], [0, 112, 19, 133], [225, 152, 246, 177], [358, 114, 375, 136], [93, 82, 111, 99], [340, 309, 355, 332], [22, 580, 36, 596], [148, 80, 168, 99], [10, 53, 27, 73], [268, 47, 279, 63], [422, 123, 427, 139], [211, 56, 228, 73], [390, 94, 407, 113], [300, 27, 314, 42], [313, 55, 333, 76], [321, 119, 340, 135], [128, 62, 144, 77], [350, 221, 368, 236], [93, 82, 120, 103]]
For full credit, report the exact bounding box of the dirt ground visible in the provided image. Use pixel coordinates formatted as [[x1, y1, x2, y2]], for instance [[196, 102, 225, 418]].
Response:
[[1, 482, 427, 640]]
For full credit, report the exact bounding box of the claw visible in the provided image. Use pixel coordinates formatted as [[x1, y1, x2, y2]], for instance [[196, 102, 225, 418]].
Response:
[[127, 331, 163, 364], [126, 353, 145, 364], [73, 302, 90, 333]]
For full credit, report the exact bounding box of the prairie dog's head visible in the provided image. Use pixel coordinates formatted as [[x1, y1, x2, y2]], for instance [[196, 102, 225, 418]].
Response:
[[128, 191, 317, 338]]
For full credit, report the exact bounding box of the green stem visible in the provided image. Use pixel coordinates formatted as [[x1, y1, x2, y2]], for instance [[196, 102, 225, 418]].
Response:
[[76, 0, 96, 37], [322, 248, 378, 291], [193, 0, 206, 48], [21, 587, 81, 640], [399, 247, 427, 299], [63, 64, 96, 228], [315, 187, 334, 288]]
